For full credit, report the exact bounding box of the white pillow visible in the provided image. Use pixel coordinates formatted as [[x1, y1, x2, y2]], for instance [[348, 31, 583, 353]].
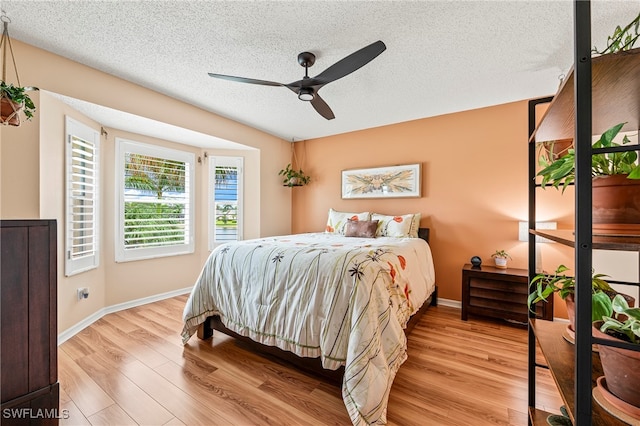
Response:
[[325, 208, 371, 235], [371, 213, 421, 238]]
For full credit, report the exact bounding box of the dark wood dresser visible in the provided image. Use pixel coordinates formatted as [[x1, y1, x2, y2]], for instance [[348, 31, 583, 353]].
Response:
[[1, 220, 59, 425], [461, 263, 554, 325]]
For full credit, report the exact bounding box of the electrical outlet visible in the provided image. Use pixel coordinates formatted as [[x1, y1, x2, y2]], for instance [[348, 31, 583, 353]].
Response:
[[77, 287, 89, 300]]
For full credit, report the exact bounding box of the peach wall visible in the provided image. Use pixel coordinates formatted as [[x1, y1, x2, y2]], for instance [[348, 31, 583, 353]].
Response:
[[1, 92, 41, 218], [292, 100, 575, 308]]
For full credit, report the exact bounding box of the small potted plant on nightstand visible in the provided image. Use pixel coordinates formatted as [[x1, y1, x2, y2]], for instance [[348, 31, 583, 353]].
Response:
[[491, 250, 511, 269]]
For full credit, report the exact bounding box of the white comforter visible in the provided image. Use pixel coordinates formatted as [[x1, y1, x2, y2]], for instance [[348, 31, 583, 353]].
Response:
[[181, 233, 436, 425]]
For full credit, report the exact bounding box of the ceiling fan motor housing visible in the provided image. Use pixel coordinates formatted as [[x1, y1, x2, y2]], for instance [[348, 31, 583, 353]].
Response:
[[297, 52, 316, 68]]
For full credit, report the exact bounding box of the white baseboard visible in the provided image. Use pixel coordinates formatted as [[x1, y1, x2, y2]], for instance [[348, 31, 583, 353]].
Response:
[[436, 298, 461, 309], [435, 298, 571, 324], [58, 287, 192, 345], [57, 293, 479, 345]]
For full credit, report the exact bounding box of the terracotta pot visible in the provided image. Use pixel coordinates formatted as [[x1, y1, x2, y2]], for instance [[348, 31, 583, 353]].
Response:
[[595, 376, 640, 421], [543, 138, 573, 161], [593, 320, 640, 408], [564, 292, 635, 339], [0, 97, 22, 126], [593, 174, 640, 232], [565, 293, 576, 333]]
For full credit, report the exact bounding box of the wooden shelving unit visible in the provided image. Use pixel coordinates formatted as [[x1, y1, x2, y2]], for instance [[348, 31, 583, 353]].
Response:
[[530, 320, 626, 426], [531, 47, 640, 144], [526, 4, 640, 425]]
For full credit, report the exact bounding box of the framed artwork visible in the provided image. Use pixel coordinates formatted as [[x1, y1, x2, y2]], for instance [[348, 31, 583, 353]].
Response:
[[341, 163, 421, 199]]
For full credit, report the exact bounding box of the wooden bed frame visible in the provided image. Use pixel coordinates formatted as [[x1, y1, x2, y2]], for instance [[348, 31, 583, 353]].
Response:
[[196, 228, 437, 382]]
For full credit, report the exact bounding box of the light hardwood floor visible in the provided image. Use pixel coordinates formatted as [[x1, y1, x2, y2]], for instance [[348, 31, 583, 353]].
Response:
[[58, 295, 562, 425]]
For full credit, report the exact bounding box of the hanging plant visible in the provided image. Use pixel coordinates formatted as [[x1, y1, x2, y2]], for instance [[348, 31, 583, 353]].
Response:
[[592, 11, 640, 55], [279, 140, 311, 187], [278, 163, 310, 187], [0, 13, 38, 126], [1, 82, 36, 123]]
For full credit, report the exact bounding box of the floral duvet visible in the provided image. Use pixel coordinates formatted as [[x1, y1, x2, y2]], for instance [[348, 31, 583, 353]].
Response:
[[181, 232, 436, 425]]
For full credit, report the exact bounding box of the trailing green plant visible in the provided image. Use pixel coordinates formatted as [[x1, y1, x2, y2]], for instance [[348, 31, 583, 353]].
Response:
[[278, 163, 310, 187], [537, 122, 640, 192], [0, 81, 36, 120], [528, 264, 616, 322], [599, 293, 640, 344], [491, 249, 511, 260], [592, 11, 640, 55]]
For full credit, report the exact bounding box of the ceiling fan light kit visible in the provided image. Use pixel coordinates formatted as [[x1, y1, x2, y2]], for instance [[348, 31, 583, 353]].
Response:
[[298, 87, 314, 101], [208, 40, 386, 120]]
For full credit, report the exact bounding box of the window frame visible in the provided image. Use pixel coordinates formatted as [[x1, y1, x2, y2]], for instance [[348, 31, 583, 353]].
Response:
[[115, 138, 195, 262], [65, 116, 100, 276], [209, 156, 244, 250]]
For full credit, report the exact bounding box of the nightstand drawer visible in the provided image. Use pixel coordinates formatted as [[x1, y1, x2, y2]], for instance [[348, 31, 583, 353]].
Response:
[[461, 264, 553, 324], [468, 277, 528, 293]]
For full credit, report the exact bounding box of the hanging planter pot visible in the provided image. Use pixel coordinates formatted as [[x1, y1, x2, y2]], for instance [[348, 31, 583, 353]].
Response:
[[0, 93, 22, 126], [0, 14, 37, 127]]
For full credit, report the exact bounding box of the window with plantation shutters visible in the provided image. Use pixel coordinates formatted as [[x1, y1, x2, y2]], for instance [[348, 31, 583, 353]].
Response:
[[116, 139, 195, 262], [209, 156, 243, 250], [65, 117, 100, 276]]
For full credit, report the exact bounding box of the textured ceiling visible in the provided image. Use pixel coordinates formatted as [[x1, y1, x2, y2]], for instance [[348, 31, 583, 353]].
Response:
[[2, 1, 639, 146]]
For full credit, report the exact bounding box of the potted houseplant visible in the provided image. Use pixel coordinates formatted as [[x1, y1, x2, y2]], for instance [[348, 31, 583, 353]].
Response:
[[527, 264, 623, 338], [537, 122, 640, 230], [278, 163, 310, 187], [593, 294, 640, 414], [490, 250, 511, 269], [0, 81, 36, 126]]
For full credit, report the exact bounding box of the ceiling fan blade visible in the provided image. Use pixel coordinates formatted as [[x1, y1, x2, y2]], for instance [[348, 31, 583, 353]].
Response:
[[207, 73, 284, 87], [312, 40, 386, 85], [310, 94, 335, 120]]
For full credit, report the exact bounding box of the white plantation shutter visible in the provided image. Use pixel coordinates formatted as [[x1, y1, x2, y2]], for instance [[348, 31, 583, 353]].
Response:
[[65, 117, 100, 276], [209, 156, 243, 250], [116, 139, 195, 262]]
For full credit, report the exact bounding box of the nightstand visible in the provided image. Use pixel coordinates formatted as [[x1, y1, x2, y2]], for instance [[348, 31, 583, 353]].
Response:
[[461, 264, 553, 324]]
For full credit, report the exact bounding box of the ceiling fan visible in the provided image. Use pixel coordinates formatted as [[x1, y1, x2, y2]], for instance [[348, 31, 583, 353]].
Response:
[[207, 40, 386, 120]]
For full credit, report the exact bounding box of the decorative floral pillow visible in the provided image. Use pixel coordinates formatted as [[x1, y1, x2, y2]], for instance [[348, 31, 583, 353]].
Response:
[[371, 213, 421, 238], [345, 219, 379, 238], [325, 208, 370, 235]]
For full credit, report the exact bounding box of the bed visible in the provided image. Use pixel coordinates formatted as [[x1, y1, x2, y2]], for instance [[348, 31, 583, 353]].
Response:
[[181, 212, 436, 425]]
